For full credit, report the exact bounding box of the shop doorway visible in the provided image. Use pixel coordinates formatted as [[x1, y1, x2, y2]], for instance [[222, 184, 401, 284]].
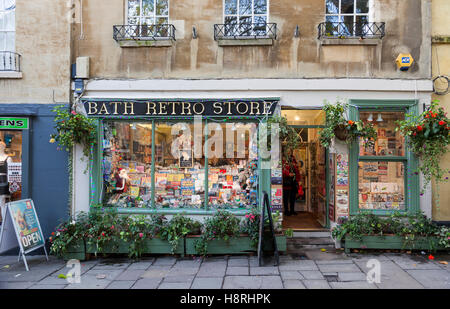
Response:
[[280, 109, 328, 230]]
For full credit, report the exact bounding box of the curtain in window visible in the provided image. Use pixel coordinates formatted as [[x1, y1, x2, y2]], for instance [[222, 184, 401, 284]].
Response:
[[0, 0, 15, 51]]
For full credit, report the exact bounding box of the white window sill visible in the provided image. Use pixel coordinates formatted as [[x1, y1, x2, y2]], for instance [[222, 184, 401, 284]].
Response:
[[0, 71, 22, 79], [320, 38, 382, 46]]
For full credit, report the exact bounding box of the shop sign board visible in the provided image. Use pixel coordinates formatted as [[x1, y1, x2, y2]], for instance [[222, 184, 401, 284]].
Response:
[[0, 117, 28, 130], [0, 199, 48, 271], [82, 99, 279, 117]]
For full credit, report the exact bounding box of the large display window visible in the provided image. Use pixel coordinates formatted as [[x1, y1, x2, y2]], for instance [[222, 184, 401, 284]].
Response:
[[101, 120, 260, 211]]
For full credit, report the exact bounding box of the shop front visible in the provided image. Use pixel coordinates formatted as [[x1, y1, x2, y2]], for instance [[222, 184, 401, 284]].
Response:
[[0, 104, 69, 254], [71, 78, 433, 247], [82, 98, 279, 217]]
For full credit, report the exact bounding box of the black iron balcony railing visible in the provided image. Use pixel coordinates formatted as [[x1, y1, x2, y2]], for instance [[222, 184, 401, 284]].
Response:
[[318, 22, 385, 39], [0, 51, 21, 72], [214, 23, 277, 40], [113, 24, 176, 41]]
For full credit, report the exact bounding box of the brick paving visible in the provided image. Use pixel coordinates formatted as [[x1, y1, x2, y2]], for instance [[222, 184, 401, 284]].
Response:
[[0, 251, 449, 289]]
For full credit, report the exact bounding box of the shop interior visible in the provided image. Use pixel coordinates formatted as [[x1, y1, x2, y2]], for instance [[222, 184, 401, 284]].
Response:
[[280, 109, 327, 230]]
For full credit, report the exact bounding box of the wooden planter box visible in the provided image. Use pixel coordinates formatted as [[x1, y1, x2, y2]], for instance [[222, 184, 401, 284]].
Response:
[[344, 235, 446, 253], [83, 238, 184, 256], [62, 239, 86, 261], [185, 235, 287, 255]]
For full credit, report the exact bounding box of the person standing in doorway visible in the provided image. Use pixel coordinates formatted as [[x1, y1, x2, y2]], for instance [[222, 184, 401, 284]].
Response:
[[282, 149, 301, 216]]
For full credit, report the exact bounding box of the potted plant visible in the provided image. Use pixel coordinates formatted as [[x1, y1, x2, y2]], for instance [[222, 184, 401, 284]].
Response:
[[396, 100, 450, 209], [332, 211, 449, 253], [319, 100, 377, 148]]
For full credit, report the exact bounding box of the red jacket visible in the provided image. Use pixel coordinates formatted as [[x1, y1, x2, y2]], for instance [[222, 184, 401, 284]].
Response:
[[282, 157, 301, 190]]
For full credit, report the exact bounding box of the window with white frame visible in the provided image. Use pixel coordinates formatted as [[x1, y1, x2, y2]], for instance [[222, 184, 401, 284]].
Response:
[[325, 0, 370, 36], [127, 0, 169, 26], [223, 0, 269, 36], [0, 0, 15, 51]]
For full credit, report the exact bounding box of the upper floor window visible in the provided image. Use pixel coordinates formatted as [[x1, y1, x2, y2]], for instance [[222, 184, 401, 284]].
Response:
[[127, 0, 169, 26], [0, 0, 15, 51], [220, 0, 276, 39], [321, 0, 384, 39], [224, 0, 268, 27], [325, 0, 370, 25]]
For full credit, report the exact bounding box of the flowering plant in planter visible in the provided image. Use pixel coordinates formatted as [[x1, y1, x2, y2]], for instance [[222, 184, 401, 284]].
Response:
[[49, 212, 89, 257], [194, 210, 241, 256], [49, 105, 97, 158], [319, 100, 377, 148], [396, 100, 450, 204], [240, 208, 261, 248]]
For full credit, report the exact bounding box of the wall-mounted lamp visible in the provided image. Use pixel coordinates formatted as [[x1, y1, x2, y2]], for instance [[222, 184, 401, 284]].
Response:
[[294, 25, 300, 38], [367, 113, 373, 122], [192, 26, 198, 39]]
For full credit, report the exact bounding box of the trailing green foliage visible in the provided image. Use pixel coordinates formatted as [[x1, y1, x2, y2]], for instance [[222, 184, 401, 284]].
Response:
[[194, 210, 241, 256], [50, 105, 97, 158], [240, 208, 261, 248], [160, 214, 201, 253], [396, 100, 450, 207], [331, 211, 450, 250]]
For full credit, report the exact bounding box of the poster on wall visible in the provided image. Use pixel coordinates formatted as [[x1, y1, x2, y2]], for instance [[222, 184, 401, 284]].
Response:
[[335, 154, 349, 217], [271, 185, 283, 211], [328, 154, 335, 222]]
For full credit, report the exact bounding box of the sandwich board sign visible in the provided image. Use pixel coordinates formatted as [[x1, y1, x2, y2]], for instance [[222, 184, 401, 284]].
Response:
[[0, 199, 48, 271]]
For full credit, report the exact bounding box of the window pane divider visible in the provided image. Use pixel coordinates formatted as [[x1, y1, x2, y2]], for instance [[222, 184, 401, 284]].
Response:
[[358, 156, 407, 162]]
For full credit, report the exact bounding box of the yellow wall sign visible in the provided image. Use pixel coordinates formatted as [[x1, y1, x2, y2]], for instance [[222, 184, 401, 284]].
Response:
[[396, 53, 414, 71]]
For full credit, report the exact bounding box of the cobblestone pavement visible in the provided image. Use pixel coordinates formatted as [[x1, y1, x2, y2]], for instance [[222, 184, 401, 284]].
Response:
[[0, 251, 449, 289]]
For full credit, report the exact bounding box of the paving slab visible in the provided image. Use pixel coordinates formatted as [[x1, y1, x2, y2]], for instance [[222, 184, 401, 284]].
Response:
[[92, 261, 130, 270], [127, 260, 154, 270], [191, 277, 223, 289], [168, 267, 199, 276], [405, 269, 450, 289], [299, 270, 324, 280], [338, 272, 367, 282], [280, 270, 304, 280], [315, 259, 354, 264], [223, 276, 263, 289], [158, 282, 191, 289], [283, 279, 306, 289], [279, 260, 318, 271], [132, 278, 162, 289], [65, 269, 124, 289], [329, 282, 378, 289], [303, 280, 331, 289], [106, 280, 136, 289], [0, 281, 34, 289], [141, 266, 171, 278], [162, 275, 195, 283], [228, 258, 249, 267], [197, 264, 226, 277], [250, 266, 279, 276], [226, 267, 249, 276], [29, 283, 67, 289], [318, 263, 361, 273], [260, 276, 284, 289], [354, 260, 424, 289], [115, 269, 146, 281], [152, 257, 177, 266], [391, 256, 441, 270], [174, 259, 202, 268]]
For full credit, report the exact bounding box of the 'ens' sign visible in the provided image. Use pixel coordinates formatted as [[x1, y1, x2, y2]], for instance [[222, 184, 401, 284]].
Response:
[[0, 118, 28, 130]]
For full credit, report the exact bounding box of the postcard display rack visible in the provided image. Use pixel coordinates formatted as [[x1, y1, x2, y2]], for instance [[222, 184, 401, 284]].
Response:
[[357, 119, 406, 211]]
